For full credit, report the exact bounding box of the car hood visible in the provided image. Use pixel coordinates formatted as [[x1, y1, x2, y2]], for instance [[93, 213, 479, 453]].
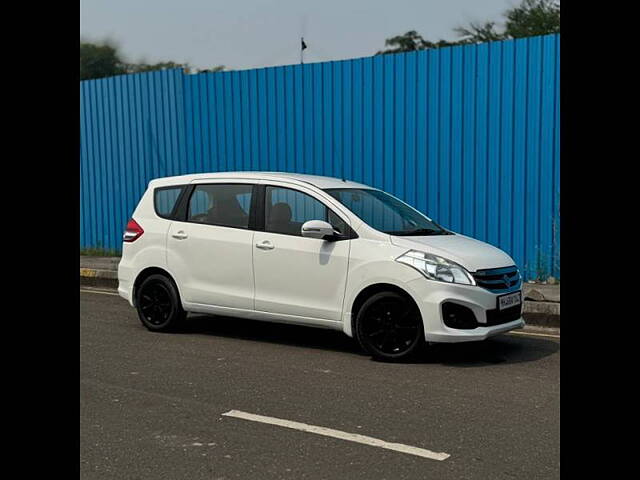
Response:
[[390, 233, 515, 272]]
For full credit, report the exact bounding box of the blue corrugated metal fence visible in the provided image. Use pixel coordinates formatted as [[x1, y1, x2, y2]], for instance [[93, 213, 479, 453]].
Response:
[[80, 33, 560, 279]]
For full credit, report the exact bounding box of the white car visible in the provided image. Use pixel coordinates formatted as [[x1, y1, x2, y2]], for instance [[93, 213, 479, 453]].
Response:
[[118, 172, 524, 361]]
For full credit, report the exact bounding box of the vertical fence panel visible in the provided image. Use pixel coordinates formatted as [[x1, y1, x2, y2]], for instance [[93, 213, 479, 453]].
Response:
[[553, 35, 560, 278], [80, 83, 88, 247], [462, 44, 476, 236], [80, 34, 560, 279], [361, 57, 373, 187], [438, 48, 451, 229], [415, 52, 428, 214], [427, 49, 440, 218], [475, 42, 489, 243], [450, 47, 463, 233], [512, 38, 528, 273], [341, 61, 352, 182], [285, 65, 296, 173], [487, 41, 503, 247], [394, 53, 406, 200], [499, 40, 515, 256], [526, 36, 543, 277]]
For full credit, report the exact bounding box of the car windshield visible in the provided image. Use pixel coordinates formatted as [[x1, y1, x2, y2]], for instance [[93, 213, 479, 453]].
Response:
[[324, 188, 451, 236]]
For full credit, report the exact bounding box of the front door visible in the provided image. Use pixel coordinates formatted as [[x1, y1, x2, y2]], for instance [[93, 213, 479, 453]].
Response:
[[252, 185, 351, 322], [167, 182, 256, 310]]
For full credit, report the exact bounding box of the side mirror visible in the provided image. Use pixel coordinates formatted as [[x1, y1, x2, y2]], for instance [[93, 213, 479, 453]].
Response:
[[301, 220, 338, 241]]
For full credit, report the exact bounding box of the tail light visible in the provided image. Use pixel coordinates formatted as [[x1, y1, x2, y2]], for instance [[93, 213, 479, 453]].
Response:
[[123, 218, 144, 242]]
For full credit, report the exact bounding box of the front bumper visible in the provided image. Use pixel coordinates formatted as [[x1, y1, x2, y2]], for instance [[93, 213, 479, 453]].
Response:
[[407, 277, 525, 343]]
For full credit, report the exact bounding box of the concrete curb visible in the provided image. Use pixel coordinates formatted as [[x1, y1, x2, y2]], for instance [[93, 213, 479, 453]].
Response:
[[80, 268, 118, 289], [522, 304, 560, 329], [80, 260, 560, 329], [521, 284, 560, 328]]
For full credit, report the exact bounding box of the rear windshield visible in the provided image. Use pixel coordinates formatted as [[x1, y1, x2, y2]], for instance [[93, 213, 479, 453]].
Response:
[[154, 186, 185, 219]]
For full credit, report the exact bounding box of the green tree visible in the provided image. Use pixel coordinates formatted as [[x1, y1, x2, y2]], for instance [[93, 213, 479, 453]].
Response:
[[504, 0, 560, 38], [376, 30, 456, 55], [378, 0, 560, 54], [124, 62, 225, 75], [125, 61, 192, 74], [80, 41, 126, 80], [456, 0, 560, 42], [81, 40, 226, 80], [197, 65, 226, 74]]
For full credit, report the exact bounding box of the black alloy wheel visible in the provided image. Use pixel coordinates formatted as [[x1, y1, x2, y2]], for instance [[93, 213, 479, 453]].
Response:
[[355, 291, 424, 361], [135, 274, 186, 332]]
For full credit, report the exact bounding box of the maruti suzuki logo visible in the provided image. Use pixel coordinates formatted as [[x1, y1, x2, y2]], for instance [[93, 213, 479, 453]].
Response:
[[503, 274, 511, 285]]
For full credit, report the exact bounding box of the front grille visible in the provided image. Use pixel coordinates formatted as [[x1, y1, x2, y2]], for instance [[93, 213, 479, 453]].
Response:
[[472, 266, 521, 293], [485, 304, 522, 326]]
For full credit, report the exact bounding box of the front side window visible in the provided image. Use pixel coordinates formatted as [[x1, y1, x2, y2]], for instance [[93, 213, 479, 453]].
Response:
[[265, 186, 346, 236], [325, 188, 450, 236], [187, 184, 253, 229]]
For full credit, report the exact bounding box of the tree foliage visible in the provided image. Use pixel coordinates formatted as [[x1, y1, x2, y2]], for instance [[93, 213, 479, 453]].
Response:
[[378, 0, 560, 55], [376, 30, 457, 55], [503, 0, 560, 38], [80, 42, 125, 80], [80, 41, 225, 81]]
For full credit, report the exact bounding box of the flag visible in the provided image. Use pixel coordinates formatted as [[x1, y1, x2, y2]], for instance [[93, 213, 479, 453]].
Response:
[[301, 38, 307, 51]]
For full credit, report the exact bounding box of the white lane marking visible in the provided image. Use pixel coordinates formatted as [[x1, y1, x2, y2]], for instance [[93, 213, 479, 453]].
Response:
[[221, 410, 450, 461], [80, 289, 119, 296], [508, 331, 560, 339]]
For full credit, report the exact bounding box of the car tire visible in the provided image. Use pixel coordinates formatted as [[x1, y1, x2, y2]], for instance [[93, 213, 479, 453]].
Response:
[[355, 291, 425, 362], [135, 274, 186, 332]]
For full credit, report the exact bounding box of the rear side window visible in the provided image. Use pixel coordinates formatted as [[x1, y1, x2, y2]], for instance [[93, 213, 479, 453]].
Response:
[[187, 184, 253, 229], [154, 186, 185, 219]]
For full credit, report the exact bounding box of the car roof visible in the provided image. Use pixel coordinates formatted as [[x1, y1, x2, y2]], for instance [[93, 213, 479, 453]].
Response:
[[148, 171, 372, 190]]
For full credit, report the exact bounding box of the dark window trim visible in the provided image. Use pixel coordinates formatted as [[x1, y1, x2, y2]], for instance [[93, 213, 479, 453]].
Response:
[[173, 184, 194, 222], [252, 184, 266, 232], [261, 184, 358, 240], [176, 182, 257, 231], [154, 185, 189, 220]]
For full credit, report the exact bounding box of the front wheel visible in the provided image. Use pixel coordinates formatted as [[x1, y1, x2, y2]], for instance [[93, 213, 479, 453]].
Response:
[[135, 274, 186, 332], [355, 291, 425, 362]]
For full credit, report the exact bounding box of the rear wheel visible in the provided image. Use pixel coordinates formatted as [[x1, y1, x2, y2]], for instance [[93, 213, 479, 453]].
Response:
[[135, 274, 186, 332], [355, 291, 425, 362]]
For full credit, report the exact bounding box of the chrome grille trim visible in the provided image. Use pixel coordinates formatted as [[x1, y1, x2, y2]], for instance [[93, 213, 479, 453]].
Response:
[[472, 266, 521, 294]]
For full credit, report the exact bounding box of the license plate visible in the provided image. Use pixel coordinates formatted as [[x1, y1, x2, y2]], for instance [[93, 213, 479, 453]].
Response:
[[498, 291, 522, 310]]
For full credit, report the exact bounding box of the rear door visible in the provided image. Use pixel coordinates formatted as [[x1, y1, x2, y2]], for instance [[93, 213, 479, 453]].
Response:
[[252, 184, 351, 322], [167, 181, 257, 310]]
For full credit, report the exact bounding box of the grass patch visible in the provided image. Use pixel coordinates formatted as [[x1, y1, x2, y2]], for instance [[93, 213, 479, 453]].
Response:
[[80, 247, 121, 257]]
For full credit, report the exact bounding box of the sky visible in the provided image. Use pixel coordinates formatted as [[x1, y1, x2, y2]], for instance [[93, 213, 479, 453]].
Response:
[[80, 0, 515, 71]]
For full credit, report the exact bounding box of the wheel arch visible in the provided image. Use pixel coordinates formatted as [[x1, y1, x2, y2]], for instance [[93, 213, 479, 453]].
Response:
[[349, 282, 422, 338], [132, 267, 182, 307]]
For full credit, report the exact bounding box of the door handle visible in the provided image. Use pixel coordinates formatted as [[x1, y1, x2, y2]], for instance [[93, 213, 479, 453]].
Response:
[[255, 241, 274, 250], [172, 231, 188, 240]]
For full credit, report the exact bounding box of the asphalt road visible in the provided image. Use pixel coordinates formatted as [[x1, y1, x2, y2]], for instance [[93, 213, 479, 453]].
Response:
[[80, 289, 560, 480]]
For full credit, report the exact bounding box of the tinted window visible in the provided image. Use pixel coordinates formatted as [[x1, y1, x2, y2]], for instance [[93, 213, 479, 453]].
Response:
[[187, 184, 253, 229], [265, 187, 347, 236], [325, 188, 449, 236], [154, 186, 184, 219]]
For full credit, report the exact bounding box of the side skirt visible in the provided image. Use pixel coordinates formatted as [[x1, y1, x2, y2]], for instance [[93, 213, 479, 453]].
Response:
[[182, 301, 344, 331]]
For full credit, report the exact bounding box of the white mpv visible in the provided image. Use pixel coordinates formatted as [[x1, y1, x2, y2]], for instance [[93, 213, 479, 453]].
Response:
[[118, 172, 524, 361]]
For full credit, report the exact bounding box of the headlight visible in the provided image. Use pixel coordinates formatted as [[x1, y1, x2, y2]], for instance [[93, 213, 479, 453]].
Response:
[[396, 250, 476, 286]]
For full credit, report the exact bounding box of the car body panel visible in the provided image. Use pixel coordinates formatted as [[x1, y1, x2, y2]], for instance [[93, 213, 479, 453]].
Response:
[[118, 171, 525, 344], [390, 234, 516, 272]]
